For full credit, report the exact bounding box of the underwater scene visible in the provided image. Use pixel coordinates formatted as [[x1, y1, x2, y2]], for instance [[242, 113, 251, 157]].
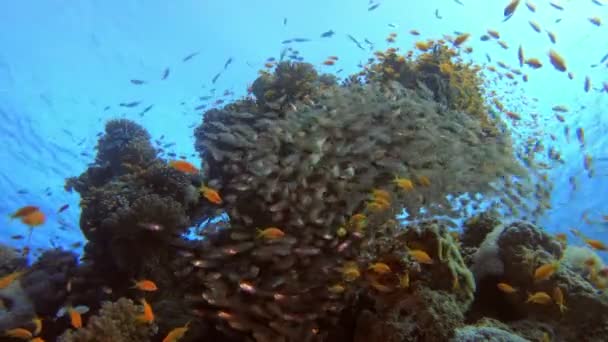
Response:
[[1, 0, 608, 341]]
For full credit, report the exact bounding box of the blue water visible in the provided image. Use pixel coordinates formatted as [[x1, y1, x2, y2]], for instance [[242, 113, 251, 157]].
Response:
[[1, 0, 607, 260]]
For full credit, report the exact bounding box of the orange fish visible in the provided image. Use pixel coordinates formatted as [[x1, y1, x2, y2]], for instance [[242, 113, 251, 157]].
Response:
[[526, 291, 552, 304], [163, 321, 191, 342], [341, 261, 361, 282], [169, 160, 198, 174], [497, 282, 517, 293], [585, 239, 608, 251], [30, 338, 45, 342], [10, 206, 40, 219], [4, 328, 33, 339], [453, 33, 470, 47], [132, 279, 158, 292], [328, 283, 346, 294], [548, 50, 566, 72], [32, 316, 42, 335], [256, 227, 285, 240], [0, 271, 24, 289], [68, 307, 83, 329], [138, 298, 154, 324], [552, 287, 567, 313], [534, 262, 559, 281], [393, 176, 414, 191], [415, 41, 431, 51], [200, 185, 222, 204], [368, 262, 392, 274], [409, 249, 433, 264], [417, 175, 431, 187], [22, 210, 45, 227], [487, 29, 500, 39]]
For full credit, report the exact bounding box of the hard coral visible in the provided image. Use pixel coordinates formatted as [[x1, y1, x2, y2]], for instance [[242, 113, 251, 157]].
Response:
[[189, 60, 535, 340], [20, 249, 78, 317], [251, 61, 320, 107], [366, 44, 497, 135], [58, 298, 157, 342]]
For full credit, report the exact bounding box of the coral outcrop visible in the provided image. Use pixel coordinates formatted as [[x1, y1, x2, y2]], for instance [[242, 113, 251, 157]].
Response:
[[58, 298, 158, 342]]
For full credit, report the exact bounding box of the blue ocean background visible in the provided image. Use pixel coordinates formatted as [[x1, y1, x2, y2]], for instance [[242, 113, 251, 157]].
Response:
[[1, 0, 607, 260]]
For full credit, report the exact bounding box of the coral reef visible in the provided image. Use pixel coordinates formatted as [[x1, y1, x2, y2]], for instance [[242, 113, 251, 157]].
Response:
[[58, 298, 158, 342], [20, 249, 78, 316], [65, 119, 200, 276], [467, 219, 608, 341], [31, 51, 602, 342]]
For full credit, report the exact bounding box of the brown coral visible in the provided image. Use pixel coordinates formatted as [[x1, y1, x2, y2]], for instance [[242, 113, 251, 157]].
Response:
[[58, 298, 157, 342]]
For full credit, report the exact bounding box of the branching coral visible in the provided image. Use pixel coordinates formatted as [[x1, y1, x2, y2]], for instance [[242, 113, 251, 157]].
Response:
[[58, 298, 157, 342]]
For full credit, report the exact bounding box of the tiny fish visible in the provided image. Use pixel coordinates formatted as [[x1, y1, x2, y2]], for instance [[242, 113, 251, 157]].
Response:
[[58, 204, 69, 213], [576, 127, 585, 146], [161, 68, 170, 80], [224, 57, 233, 70], [497, 282, 517, 293], [553, 287, 567, 313], [119, 101, 141, 108], [529, 20, 541, 33], [347, 34, 365, 50], [534, 262, 559, 281], [408, 249, 433, 264], [518, 45, 524, 67], [162, 321, 190, 342], [283, 17, 287, 26], [548, 49, 566, 72], [212, 72, 221, 84], [130, 79, 145, 85], [503, 0, 521, 21], [584, 76, 591, 92], [549, 1, 564, 10], [139, 104, 154, 117], [321, 30, 335, 38], [132, 279, 158, 292], [526, 291, 552, 304], [292, 38, 311, 42], [525, 1, 536, 12], [182, 52, 199, 62], [547, 31, 557, 44], [368, 3, 380, 11], [368, 262, 392, 274], [589, 17, 602, 26], [435, 9, 442, 19]]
